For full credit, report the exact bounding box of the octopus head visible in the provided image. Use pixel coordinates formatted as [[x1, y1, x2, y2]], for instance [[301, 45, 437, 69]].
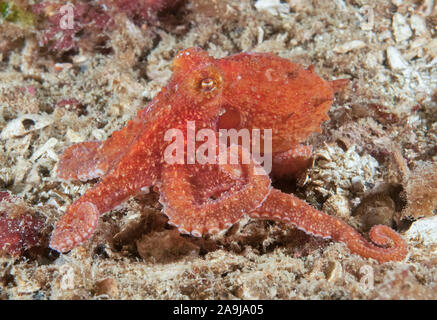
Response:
[[216, 52, 346, 151], [170, 47, 223, 105]]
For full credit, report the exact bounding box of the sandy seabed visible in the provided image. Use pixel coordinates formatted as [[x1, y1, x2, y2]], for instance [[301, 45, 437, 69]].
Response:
[[0, 0, 436, 299]]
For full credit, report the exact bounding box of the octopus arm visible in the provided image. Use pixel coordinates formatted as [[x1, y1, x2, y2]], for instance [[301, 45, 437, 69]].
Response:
[[57, 98, 161, 182], [271, 144, 313, 179], [251, 189, 408, 263], [159, 146, 272, 236], [50, 126, 161, 252]]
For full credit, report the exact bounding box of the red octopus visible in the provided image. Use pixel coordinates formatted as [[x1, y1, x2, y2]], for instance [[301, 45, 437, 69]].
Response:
[[51, 48, 408, 263]]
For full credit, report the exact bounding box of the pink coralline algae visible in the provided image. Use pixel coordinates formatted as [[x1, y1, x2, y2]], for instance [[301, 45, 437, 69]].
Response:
[[32, 0, 183, 51], [0, 192, 46, 256]]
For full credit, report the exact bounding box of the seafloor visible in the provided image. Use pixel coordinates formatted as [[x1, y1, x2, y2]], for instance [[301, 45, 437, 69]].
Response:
[[0, 0, 436, 299]]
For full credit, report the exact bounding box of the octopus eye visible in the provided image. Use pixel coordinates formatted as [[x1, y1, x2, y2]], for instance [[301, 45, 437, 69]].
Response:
[[200, 78, 216, 92]]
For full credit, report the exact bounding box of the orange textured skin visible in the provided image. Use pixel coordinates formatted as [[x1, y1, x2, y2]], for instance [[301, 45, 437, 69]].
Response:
[[51, 48, 407, 263]]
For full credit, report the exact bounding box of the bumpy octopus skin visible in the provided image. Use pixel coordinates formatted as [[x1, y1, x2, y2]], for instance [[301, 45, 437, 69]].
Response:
[[51, 48, 408, 263]]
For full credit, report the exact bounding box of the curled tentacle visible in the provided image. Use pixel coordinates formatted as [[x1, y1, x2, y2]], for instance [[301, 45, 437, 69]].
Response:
[[340, 224, 408, 263], [159, 146, 272, 236], [251, 189, 408, 263]]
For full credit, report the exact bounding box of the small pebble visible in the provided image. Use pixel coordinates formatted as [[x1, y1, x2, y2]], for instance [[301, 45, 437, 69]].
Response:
[[95, 278, 119, 298]]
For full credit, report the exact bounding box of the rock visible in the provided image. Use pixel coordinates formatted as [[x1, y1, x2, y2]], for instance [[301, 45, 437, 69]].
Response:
[[323, 194, 351, 219], [136, 229, 199, 262], [326, 260, 343, 283], [359, 5, 374, 31], [31, 137, 58, 162], [387, 47, 409, 71], [392, 13, 413, 43], [95, 278, 119, 298], [254, 0, 290, 15], [410, 14, 429, 37], [0, 114, 53, 139], [351, 176, 365, 193], [354, 193, 396, 232], [406, 216, 437, 245], [287, 0, 313, 12], [334, 40, 366, 54]]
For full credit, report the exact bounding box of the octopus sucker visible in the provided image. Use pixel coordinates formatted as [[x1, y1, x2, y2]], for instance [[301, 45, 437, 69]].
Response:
[[50, 47, 408, 263]]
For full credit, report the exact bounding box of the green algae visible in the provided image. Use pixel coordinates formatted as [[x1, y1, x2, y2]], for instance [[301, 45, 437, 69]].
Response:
[[0, 1, 34, 26]]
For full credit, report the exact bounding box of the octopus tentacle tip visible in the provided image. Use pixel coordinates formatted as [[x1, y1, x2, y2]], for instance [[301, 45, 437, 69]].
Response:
[[254, 189, 408, 263], [338, 225, 408, 263], [50, 202, 99, 253]]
